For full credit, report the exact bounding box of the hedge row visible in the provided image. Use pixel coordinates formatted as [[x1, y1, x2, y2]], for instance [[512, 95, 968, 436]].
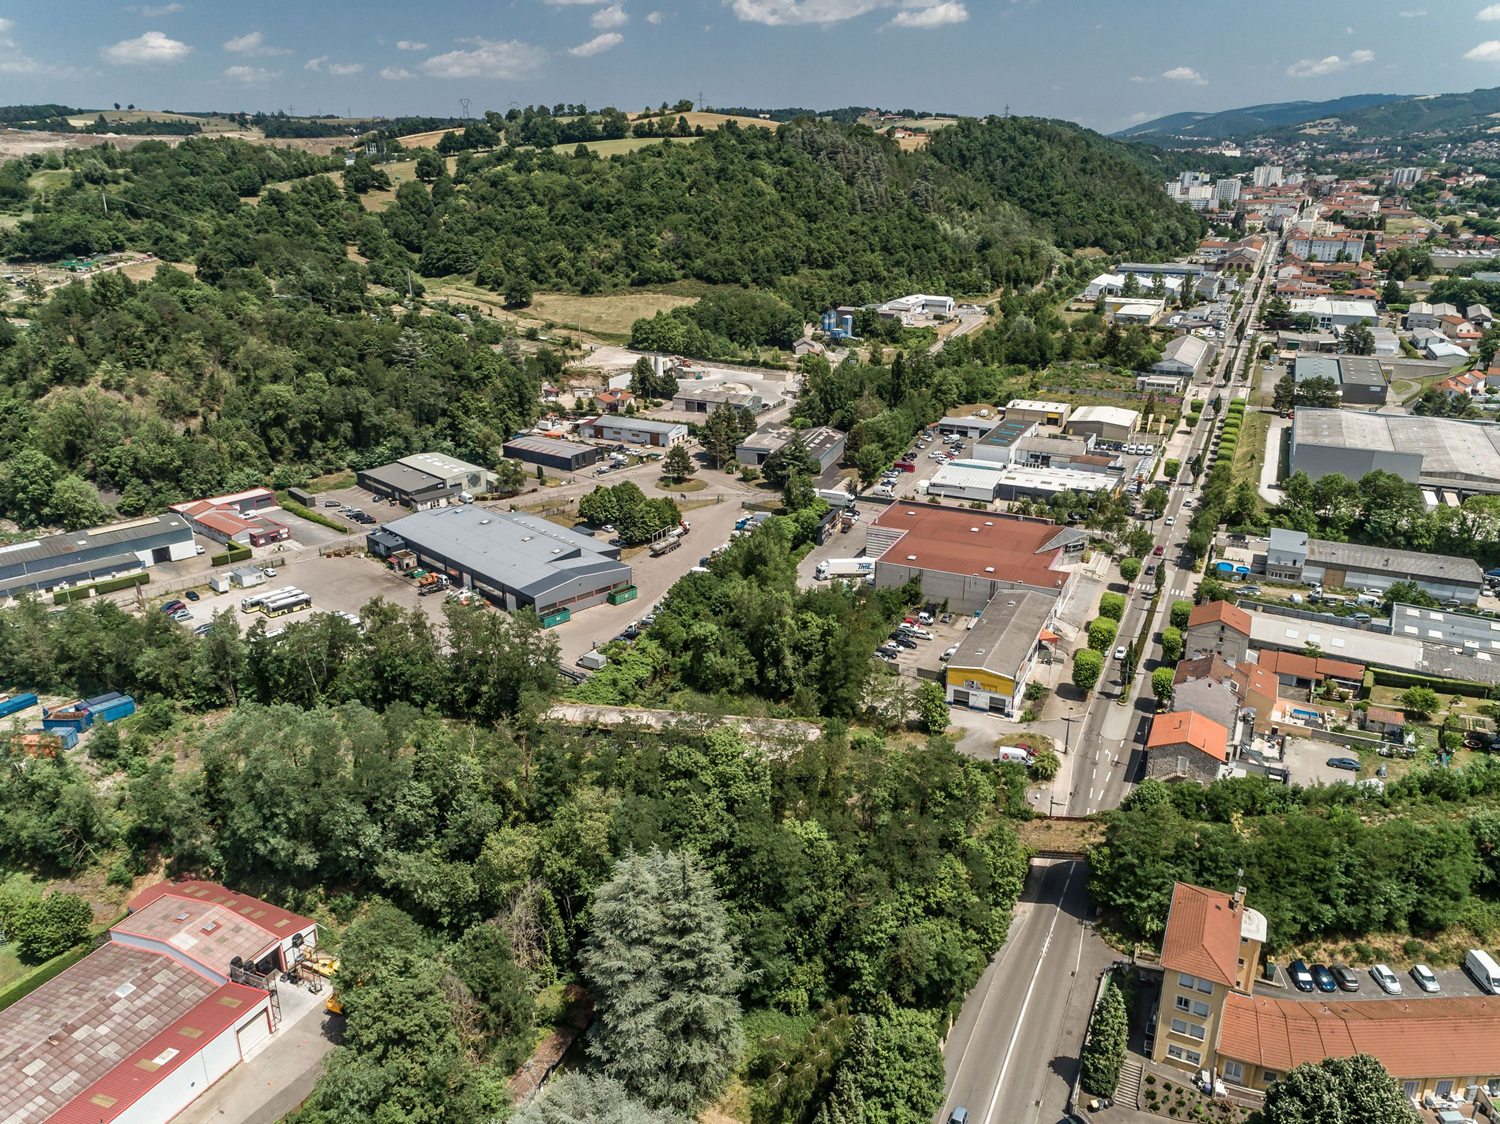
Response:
[[52, 571, 149, 604], [278, 496, 350, 535], [209, 545, 253, 566], [1370, 667, 1493, 699]]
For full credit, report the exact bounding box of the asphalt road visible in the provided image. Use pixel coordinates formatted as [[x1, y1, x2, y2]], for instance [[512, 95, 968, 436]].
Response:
[[939, 860, 1115, 1124]]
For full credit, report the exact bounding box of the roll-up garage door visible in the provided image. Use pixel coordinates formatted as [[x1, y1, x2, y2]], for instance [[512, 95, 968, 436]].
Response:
[[237, 1009, 273, 1056]]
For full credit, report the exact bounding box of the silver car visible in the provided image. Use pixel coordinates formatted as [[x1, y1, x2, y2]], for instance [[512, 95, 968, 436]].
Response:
[[1409, 964, 1440, 993], [1370, 964, 1401, 995]]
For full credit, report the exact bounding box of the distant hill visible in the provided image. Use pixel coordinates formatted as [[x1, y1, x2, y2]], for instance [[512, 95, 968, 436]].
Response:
[[1115, 94, 1410, 139], [1278, 85, 1500, 140]]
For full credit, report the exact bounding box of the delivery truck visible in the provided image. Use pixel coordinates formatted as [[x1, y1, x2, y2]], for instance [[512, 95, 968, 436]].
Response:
[[814, 559, 875, 581]]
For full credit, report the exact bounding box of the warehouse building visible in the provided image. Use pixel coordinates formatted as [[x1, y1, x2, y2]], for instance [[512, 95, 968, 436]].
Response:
[[736, 423, 846, 472], [367, 506, 632, 614], [576, 416, 689, 448], [866, 506, 1083, 613], [1287, 297, 1380, 329], [923, 461, 1118, 503], [172, 489, 290, 548], [669, 385, 764, 413], [1004, 399, 1071, 427], [937, 415, 999, 439], [1264, 527, 1483, 603], [1288, 408, 1500, 494], [1152, 334, 1215, 380], [943, 591, 1058, 715], [502, 435, 601, 473], [0, 880, 317, 1124], [971, 419, 1038, 464], [1290, 354, 1387, 407], [357, 453, 495, 510], [1064, 405, 1140, 444], [0, 514, 196, 600]]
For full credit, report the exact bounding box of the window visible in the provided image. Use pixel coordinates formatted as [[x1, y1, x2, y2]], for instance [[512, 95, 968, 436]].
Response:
[[1404, 1082, 1420, 1099], [1262, 1071, 1278, 1084], [1189, 1022, 1206, 1041], [1437, 1080, 1454, 1098], [1169, 1018, 1207, 1041], [1223, 1062, 1244, 1084], [1175, 995, 1192, 1012], [1167, 1045, 1185, 1061], [1196, 978, 1215, 995], [1184, 1049, 1203, 1066], [1178, 973, 1197, 990], [1192, 1000, 1211, 1018]]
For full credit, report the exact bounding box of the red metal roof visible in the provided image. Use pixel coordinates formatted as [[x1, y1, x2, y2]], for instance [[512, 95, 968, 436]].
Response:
[[1220, 991, 1500, 1079], [869, 507, 1069, 590], [48, 981, 269, 1124], [125, 880, 315, 942], [1158, 882, 1243, 987]]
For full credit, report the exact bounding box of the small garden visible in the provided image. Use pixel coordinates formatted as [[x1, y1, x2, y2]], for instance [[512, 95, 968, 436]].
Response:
[[1141, 1074, 1252, 1123]]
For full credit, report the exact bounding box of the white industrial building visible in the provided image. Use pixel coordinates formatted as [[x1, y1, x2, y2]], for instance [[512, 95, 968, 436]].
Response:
[[1287, 298, 1380, 330], [922, 460, 1119, 503], [1064, 406, 1141, 444], [0, 880, 318, 1124]]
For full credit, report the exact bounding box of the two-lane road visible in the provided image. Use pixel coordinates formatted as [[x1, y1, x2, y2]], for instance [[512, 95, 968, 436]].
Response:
[[939, 861, 1115, 1124]]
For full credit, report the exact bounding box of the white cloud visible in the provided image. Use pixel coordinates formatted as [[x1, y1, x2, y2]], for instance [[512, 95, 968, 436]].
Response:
[[381, 65, 416, 79], [1162, 65, 1206, 84], [1126, 111, 1153, 123], [421, 38, 548, 78], [126, 3, 185, 15], [569, 31, 624, 55], [223, 31, 292, 56], [728, 0, 885, 26], [1480, 3, 1500, 18], [1400, 7, 1427, 14], [304, 55, 362, 74], [101, 30, 192, 65], [887, 1, 967, 28], [1286, 49, 1373, 78], [223, 64, 279, 82], [647, 9, 663, 20], [592, 4, 629, 28], [395, 39, 428, 50], [1128, 75, 1149, 83], [1467, 39, 1500, 61]]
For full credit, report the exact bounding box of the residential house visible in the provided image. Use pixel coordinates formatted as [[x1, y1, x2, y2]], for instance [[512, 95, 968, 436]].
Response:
[[1408, 301, 1460, 331], [1470, 303, 1496, 328], [1152, 334, 1215, 380], [1146, 710, 1232, 784], [595, 389, 635, 413], [1252, 649, 1365, 694], [1171, 653, 1278, 736], [1150, 882, 1266, 1076], [1183, 601, 1253, 663]]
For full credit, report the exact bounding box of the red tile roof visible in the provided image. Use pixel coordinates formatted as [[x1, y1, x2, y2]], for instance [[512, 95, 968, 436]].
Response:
[[1174, 653, 1237, 687], [1220, 992, 1500, 1079], [1186, 600, 1252, 636], [869, 507, 1070, 591], [1147, 711, 1230, 762], [49, 981, 269, 1124], [1158, 882, 1243, 987], [1232, 660, 1281, 702], [1256, 650, 1365, 682]]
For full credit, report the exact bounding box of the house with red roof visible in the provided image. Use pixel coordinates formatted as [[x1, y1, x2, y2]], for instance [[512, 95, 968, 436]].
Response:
[[1184, 600, 1253, 663], [1145, 710, 1231, 784]]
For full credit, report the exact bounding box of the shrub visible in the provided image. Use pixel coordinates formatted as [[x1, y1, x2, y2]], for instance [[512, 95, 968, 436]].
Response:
[[1098, 592, 1126, 621], [1087, 617, 1118, 652], [1170, 600, 1193, 629]]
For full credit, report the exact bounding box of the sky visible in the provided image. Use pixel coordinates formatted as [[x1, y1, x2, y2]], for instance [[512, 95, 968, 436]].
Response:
[[8, 1, 1500, 134]]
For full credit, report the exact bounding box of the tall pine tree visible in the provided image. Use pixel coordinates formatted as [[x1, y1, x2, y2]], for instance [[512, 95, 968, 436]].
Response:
[[583, 847, 745, 1114]]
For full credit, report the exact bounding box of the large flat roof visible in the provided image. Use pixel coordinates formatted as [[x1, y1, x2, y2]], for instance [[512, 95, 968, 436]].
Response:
[[739, 423, 843, 458], [1292, 408, 1500, 486], [870, 507, 1073, 590], [358, 461, 447, 493], [382, 507, 628, 598], [0, 514, 191, 568], [399, 452, 489, 479], [504, 435, 596, 458], [947, 591, 1055, 678], [0, 941, 256, 1124], [1248, 611, 1422, 670], [1067, 405, 1140, 428]]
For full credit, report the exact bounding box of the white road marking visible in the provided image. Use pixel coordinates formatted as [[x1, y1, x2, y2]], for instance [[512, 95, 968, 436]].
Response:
[[980, 863, 1076, 1124]]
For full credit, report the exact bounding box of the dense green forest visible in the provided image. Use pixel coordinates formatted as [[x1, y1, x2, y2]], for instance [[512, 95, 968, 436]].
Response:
[[1091, 771, 1500, 954]]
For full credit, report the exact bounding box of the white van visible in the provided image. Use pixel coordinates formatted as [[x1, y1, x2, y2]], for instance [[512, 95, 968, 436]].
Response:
[[1355, 593, 1381, 608], [996, 746, 1034, 766], [576, 651, 608, 671], [1467, 949, 1500, 994]]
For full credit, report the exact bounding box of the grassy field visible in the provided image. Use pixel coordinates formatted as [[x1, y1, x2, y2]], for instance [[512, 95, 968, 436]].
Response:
[[526, 290, 696, 337], [1230, 407, 1273, 506], [552, 136, 669, 158], [26, 168, 72, 193]]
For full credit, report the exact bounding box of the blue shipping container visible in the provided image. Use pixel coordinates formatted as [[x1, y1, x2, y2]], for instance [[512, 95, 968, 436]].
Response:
[[83, 692, 125, 709], [42, 714, 91, 733], [0, 693, 39, 719], [31, 727, 78, 750], [97, 698, 136, 722]]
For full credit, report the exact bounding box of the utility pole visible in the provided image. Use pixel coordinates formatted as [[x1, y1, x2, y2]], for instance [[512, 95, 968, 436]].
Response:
[[101, 191, 107, 216], [459, 97, 471, 120]]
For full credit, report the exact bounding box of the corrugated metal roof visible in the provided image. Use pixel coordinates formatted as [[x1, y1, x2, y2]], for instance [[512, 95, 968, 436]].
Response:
[[126, 880, 315, 945]]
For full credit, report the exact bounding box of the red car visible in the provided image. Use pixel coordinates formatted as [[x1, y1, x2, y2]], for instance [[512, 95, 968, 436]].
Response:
[[1153, 545, 1164, 556]]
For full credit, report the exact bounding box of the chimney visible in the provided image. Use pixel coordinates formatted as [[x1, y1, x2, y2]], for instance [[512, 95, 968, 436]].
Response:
[[1232, 871, 1246, 912]]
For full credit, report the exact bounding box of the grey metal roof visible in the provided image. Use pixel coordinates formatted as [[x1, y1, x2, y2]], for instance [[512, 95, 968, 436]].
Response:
[[359, 461, 447, 493], [948, 590, 1055, 678], [0, 514, 190, 567], [1306, 539, 1483, 583], [1268, 528, 1308, 553], [739, 423, 843, 458], [1292, 408, 1500, 485], [504, 435, 596, 458], [1159, 334, 1211, 367], [381, 506, 628, 597]]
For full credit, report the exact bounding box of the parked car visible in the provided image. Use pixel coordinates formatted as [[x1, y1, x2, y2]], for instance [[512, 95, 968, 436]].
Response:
[[940, 644, 959, 662], [1409, 964, 1440, 993], [1331, 964, 1359, 992], [891, 634, 918, 650], [184, 590, 200, 602], [1370, 964, 1402, 994], [1113, 646, 1128, 661], [263, 568, 278, 578], [1240, 585, 1260, 596], [1326, 756, 1360, 771], [171, 609, 193, 623], [1288, 959, 1315, 992], [876, 644, 900, 660], [161, 600, 185, 614], [1312, 964, 1338, 992]]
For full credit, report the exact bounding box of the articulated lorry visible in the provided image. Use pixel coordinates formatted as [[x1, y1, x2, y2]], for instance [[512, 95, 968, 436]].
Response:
[[814, 558, 875, 581]]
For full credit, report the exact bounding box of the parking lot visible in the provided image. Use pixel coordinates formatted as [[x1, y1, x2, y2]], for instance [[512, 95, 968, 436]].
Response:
[[303, 486, 409, 530], [1261, 962, 1496, 1003], [1281, 735, 1379, 788], [875, 612, 973, 678]]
